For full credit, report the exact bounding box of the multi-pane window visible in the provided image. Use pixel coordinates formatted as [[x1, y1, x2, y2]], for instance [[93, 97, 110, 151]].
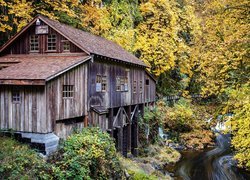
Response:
[[47, 34, 57, 51], [63, 41, 70, 51], [12, 91, 21, 103], [101, 76, 107, 91], [139, 80, 143, 93], [96, 75, 107, 92], [133, 81, 137, 93], [63, 85, 74, 98], [116, 77, 121, 91], [30, 35, 39, 52], [116, 76, 128, 91]]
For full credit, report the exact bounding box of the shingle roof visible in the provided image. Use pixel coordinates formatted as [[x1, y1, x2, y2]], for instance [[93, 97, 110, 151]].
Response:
[[0, 54, 90, 81], [39, 16, 146, 67], [0, 15, 146, 67]]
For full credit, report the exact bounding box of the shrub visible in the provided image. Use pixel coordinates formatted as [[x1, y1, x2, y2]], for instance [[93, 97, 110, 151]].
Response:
[[0, 136, 50, 180], [139, 106, 162, 145], [161, 98, 194, 132], [50, 127, 123, 179]]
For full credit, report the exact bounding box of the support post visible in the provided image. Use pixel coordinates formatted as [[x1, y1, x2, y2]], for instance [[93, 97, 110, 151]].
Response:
[[127, 106, 132, 155], [108, 108, 114, 137], [84, 115, 88, 127]]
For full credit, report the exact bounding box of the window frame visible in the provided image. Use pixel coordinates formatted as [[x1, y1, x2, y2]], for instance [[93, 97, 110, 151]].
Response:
[[62, 85, 74, 99], [12, 90, 21, 103], [30, 35, 39, 52], [62, 40, 70, 52], [47, 34, 57, 51], [133, 80, 137, 94], [101, 75, 107, 92], [96, 75, 107, 92], [116, 76, 128, 92], [139, 80, 143, 94]]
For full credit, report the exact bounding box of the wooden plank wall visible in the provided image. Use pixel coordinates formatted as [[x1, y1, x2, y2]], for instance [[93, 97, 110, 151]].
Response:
[[2, 22, 83, 55], [0, 85, 49, 133], [145, 73, 156, 103], [46, 62, 88, 136], [88, 58, 146, 109]]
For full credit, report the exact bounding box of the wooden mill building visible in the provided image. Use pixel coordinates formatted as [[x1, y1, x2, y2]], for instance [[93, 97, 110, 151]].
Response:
[[0, 15, 156, 156]]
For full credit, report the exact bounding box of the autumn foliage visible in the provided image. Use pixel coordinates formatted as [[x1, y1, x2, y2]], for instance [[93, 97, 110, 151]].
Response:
[[0, 0, 249, 170]]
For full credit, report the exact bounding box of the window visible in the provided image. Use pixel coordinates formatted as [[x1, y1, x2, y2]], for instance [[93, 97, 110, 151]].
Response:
[[30, 35, 39, 52], [47, 34, 56, 51], [63, 40, 70, 51], [116, 77, 121, 91], [63, 85, 74, 98], [96, 75, 107, 92], [146, 79, 149, 85], [139, 80, 143, 93], [101, 76, 107, 91], [12, 91, 21, 103], [133, 81, 137, 93], [116, 76, 128, 91]]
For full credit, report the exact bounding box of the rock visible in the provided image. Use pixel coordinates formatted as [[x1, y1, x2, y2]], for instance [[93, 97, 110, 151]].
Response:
[[168, 143, 185, 150]]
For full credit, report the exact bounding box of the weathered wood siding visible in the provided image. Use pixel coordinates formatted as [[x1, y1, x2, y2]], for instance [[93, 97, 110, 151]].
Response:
[[46, 62, 88, 137], [0, 85, 49, 133], [1, 21, 84, 55], [88, 57, 146, 109], [144, 73, 156, 103]]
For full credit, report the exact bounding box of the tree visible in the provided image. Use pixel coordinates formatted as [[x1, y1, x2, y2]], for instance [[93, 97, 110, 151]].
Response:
[[225, 84, 250, 170], [197, 0, 250, 96]]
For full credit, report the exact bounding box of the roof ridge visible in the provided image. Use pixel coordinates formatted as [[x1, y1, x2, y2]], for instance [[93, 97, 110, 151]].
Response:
[[1, 15, 146, 67]]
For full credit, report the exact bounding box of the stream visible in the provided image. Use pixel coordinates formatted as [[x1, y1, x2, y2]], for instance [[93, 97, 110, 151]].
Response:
[[165, 133, 250, 180]]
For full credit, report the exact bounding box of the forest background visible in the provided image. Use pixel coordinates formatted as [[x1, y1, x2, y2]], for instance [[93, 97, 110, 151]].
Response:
[[0, 0, 249, 170]]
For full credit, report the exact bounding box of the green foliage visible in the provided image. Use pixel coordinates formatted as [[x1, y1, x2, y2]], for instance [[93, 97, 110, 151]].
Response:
[[0, 136, 50, 180], [50, 127, 123, 179], [142, 99, 216, 149], [225, 85, 250, 170], [161, 98, 195, 132], [139, 106, 162, 145], [0, 128, 123, 179]]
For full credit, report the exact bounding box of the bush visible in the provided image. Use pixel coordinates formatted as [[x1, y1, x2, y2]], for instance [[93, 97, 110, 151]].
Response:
[[161, 98, 195, 132], [50, 127, 123, 179], [0, 128, 123, 179], [0, 136, 50, 180], [139, 106, 162, 146]]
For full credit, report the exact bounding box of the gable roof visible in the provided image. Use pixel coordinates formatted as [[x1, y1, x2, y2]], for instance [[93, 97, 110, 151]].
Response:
[[0, 15, 146, 67], [0, 54, 90, 85]]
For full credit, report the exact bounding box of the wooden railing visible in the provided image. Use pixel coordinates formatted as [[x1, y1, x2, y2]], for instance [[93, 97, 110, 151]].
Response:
[[163, 94, 202, 101]]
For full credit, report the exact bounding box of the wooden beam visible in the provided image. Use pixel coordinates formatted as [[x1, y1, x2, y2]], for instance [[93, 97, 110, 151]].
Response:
[[108, 108, 114, 136], [127, 106, 132, 154], [0, 79, 45, 85], [130, 105, 138, 122], [113, 107, 122, 127]]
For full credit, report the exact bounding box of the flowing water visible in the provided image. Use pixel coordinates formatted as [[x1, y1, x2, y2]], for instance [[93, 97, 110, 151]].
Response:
[[166, 133, 250, 180]]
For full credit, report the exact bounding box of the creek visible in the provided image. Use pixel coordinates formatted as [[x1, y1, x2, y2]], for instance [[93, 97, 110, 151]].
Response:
[[165, 133, 250, 180]]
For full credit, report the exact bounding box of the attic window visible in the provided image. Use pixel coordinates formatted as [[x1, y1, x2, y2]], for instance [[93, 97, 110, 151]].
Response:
[[63, 40, 70, 51], [12, 91, 21, 103], [146, 79, 149, 85], [63, 85, 74, 98], [30, 35, 39, 52], [47, 34, 57, 51]]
